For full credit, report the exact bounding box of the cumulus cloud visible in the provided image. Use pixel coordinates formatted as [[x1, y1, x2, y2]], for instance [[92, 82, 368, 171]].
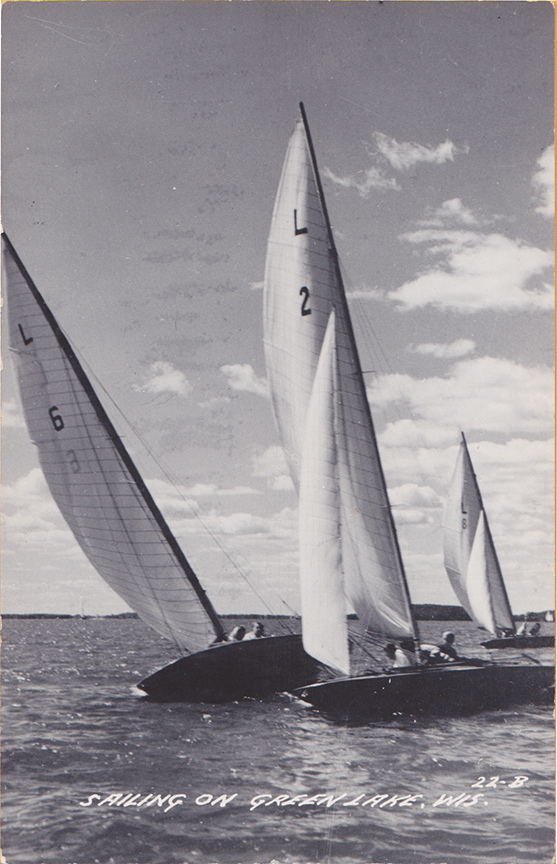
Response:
[[388, 229, 554, 312], [3, 468, 77, 550], [252, 445, 295, 491], [379, 419, 460, 451], [370, 356, 553, 438], [199, 395, 231, 408], [133, 361, 192, 396], [146, 478, 258, 523], [388, 482, 442, 526], [323, 165, 400, 197], [1, 466, 301, 614], [410, 339, 476, 359], [346, 285, 381, 300], [220, 364, 268, 398], [185, 483, 258, 498], [373, 133, 468, 171], [418, 197, 482, 228], [168, 501, 297, 542], [532, 143, 555, 219], [323, 134, 467, 199]]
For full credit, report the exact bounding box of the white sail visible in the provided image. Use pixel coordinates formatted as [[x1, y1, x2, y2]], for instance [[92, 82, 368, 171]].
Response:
[[3, 235, 224, 653], [299, 313, 349, 674], [465, 511, 498, 633], [264, 106, 416, 653], [443, 434, 515, 635], [264, 117, 337, 485]]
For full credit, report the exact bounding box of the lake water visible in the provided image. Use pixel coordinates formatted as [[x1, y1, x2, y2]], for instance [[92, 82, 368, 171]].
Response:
[[1, 617, 554, 864]]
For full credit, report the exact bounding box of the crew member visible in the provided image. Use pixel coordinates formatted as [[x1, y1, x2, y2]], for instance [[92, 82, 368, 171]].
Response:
[[244, 622, 265, 640], [384, 643, 414, 668], [437, 631, 458, 659], [399, 639, 418, 666], [420, 643, 453, 664]]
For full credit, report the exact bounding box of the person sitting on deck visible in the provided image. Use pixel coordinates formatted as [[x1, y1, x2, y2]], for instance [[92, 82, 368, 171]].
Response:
[[529, 622, 541, 636], [437, 631, 458, 659], [384, 642, 415, 669], [420, 644, 454, 665], [228, 625, 246, 642], [515, 622, 527, 637], [244, 622, 265, 640], [399, 639, 418, 666]]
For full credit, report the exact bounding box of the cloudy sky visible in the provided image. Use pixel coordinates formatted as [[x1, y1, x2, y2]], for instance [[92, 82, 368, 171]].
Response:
[[2, 1, 554, 617]]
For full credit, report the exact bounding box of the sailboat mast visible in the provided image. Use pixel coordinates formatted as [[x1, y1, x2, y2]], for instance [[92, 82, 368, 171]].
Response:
[[460, 432, 515, 628], [297, 103, 419, 643], [2, 233, 226, 644]]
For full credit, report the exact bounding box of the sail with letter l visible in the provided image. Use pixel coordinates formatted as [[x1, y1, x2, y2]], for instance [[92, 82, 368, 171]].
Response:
[[264, 112, 337, 486], [264, 105, 417, 659], [443, 433, 515, 635], [2, 233, 225, 653]]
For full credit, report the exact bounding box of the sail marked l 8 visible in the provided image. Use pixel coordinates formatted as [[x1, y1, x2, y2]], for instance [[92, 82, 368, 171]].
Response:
[[443, 433, 515, 636], [2, 233, 225, 653]]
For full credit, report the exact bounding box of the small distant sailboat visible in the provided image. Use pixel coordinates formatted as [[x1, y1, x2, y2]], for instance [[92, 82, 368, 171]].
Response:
[[264, 104, 554, 719], [443, 434, 554, 650], [2, 233, 319, 701]]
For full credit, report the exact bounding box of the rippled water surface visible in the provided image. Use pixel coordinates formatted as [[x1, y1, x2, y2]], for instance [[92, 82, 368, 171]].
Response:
[[2, 618, 554, 864]]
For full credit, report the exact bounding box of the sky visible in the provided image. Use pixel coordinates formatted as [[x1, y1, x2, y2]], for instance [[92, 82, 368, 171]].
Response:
[[2, 1, 554, 617]]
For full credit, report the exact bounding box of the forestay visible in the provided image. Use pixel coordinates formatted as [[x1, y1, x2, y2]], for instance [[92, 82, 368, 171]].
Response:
[[264, 107, 416, 651], [443, 434, 515, 635], [3, 235, 223, 653]]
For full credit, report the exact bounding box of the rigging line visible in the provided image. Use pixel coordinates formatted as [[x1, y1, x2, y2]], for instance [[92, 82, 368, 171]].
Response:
[[348, 633, 383, 666], [75, 350, 295, 623], [350, 292, 447, 544], [350, 295, 395, 378], [279, 596, 300, 619]]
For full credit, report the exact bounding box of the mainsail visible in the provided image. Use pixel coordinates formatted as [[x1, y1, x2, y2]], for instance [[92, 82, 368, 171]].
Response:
[[264, 105, 417, 664], [443, 433, 515, 635], [3, 234, 225, 653]]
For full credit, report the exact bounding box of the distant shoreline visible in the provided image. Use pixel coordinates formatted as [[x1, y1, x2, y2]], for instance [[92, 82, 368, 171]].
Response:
[[2, 605, 553, 622]]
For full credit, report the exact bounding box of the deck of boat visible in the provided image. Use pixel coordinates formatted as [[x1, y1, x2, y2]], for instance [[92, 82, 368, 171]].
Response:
[[293, 662, 555, 721], [481, 635, 554, 649], [138, 634, 319, 702]]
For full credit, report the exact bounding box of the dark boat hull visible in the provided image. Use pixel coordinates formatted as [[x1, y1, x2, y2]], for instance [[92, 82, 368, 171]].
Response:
[[481, 635, 554, 649], [293, 663, 555, 721], [138, 634, 319, 702]]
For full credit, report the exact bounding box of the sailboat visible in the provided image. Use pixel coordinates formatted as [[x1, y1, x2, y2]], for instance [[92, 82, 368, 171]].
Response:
[[2, 233, 319, 702], [444, 434, 554, 650], [263, 103, 554, 720]]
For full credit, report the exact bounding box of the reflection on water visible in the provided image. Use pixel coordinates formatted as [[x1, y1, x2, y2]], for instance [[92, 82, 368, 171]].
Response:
[[2, 618, 554, 864]]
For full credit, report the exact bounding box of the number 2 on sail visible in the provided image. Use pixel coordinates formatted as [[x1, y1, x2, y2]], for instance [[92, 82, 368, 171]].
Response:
[[299, 287, 311, 316]]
